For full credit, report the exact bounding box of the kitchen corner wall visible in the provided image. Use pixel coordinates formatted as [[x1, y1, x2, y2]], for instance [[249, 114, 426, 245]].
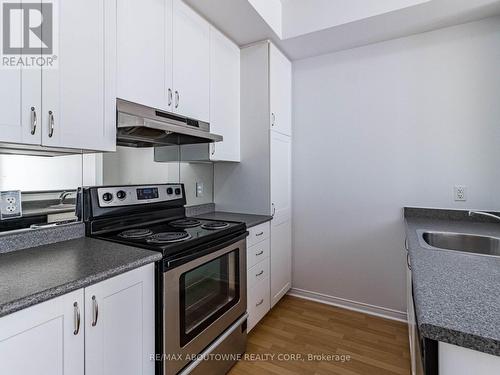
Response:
[[101, 147, 214, 206], [292, 17, 500, 314]]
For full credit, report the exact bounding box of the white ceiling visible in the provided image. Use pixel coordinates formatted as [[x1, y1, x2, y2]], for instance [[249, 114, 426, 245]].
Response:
[[184, 0, 500, 60], [281, 0, 432, 39]]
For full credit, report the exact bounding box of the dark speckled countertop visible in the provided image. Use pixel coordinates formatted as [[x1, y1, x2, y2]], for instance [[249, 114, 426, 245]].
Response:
[[0, 237, 162, 317], [404, 207, 500, 356], [192, 211, 272, 228]]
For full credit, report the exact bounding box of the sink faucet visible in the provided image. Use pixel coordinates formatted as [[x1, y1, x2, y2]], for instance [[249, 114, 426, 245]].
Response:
[[59, 191, 72, 205], [468, 210, 500, 222]]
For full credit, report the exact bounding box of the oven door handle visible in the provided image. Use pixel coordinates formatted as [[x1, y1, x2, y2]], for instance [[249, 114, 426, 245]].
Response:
[[178, 313, 249, 375], [165, 232, 248, 270]]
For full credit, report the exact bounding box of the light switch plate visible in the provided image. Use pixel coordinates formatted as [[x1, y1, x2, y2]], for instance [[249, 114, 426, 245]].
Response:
[[196, 182, 204, 197], [0, 190, 22, 220]]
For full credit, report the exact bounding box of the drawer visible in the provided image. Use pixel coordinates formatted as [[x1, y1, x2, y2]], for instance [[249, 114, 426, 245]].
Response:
[[247, 277, 270, 332], [247, 238, 270, 269], [247, 257, 270, 288], [247, 222, 270, 247]]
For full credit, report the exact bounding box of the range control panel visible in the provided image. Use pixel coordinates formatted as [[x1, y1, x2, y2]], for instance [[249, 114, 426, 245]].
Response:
[[97, 184, 183, 207]]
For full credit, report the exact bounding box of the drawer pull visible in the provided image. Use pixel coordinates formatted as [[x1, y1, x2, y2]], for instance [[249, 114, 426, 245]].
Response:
[[91, 295, 99, 327], [255, 250, 264, 256], [256, 270, 264, 277], [255, 231, 264, 236], [73, 302, 80, 335], [256, 299, 264, 307]]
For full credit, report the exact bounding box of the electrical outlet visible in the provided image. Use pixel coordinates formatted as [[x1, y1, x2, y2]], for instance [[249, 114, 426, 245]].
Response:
[[196, 182, 204, 197], [454, 185, 467, 202], [0, 190, 22, 220]]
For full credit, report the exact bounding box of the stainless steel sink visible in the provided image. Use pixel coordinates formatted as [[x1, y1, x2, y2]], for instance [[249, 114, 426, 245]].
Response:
[[418, 230, 500, 257]]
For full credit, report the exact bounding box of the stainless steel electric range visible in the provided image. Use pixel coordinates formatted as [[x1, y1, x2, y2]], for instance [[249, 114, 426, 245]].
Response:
[[79, 183, 248, 375]]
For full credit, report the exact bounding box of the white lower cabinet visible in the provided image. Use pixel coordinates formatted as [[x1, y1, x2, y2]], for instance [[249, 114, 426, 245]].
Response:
[[246, 222, 271, 331], [439, 342, 500, 375], [0, 289, 84, 375], [0, 264, 154, 375], [248, 277, 271, 332], [85, 264, 155, 375]]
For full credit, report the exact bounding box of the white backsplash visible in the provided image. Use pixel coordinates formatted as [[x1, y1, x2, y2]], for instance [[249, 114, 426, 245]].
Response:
[[0, 154, 83, 191], [101, 146, 214, 206]]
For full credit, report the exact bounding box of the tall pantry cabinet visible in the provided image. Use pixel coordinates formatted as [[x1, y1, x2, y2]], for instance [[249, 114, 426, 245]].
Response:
[[215, 41, 292, 309]]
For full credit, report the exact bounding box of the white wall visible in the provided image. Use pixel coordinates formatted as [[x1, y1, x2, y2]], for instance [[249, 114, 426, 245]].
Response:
[[292, 17, 500, 314]]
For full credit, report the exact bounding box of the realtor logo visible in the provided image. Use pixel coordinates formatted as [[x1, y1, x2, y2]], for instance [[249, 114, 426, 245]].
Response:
[[1, 0, 58, 68]]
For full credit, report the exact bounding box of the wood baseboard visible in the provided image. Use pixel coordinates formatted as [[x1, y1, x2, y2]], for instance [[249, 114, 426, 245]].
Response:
[[287, 287, 407, 323]]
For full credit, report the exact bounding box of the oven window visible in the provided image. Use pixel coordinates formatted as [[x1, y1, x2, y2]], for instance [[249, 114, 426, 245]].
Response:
[[180, 250, 240, 347]]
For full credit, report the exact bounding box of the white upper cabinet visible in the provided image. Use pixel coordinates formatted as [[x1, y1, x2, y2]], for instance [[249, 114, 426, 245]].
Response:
[[172, 0, 210, 122], [0, 0, 117, 152], [0, 66, 26, 144], [42, 0, 117, 152], [0, 10, 41, 146], [270, 44, 292, 136], [117, 0, 171, 111], [117, 0, 210, 123], [209, 27, 240, 162], [0, 289, 84, 375]]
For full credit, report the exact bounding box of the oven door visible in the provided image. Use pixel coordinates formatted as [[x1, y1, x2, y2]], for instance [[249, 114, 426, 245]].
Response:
[[164, 238, 247, 375]]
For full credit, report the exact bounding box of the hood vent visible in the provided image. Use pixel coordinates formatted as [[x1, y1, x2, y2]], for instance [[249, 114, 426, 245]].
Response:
[[116, 99, 222, 147]]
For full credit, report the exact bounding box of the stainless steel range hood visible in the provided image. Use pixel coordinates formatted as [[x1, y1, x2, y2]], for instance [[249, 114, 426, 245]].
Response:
[[116, 99, 222, 147]]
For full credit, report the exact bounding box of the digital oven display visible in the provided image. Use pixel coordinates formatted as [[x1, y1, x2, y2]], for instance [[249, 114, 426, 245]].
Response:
[[136, 187, 159, 200]]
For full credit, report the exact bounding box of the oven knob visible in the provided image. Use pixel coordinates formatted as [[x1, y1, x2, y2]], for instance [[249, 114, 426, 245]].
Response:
[[116, 190, 127, 200], [166, 188, 173, 195], [102, 192, 113, 202], [175, 188, 181, 195]]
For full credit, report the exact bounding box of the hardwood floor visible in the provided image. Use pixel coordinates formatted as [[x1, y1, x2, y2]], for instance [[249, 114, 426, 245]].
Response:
[[229, 296, 410, 375]]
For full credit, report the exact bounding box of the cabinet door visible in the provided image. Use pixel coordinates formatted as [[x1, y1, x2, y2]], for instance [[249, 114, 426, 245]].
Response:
[[269, 44, 292, 136], [0, 289, 84, 375], [0, 42, 41, 144], [270, 131, 291, 224], [117, 0, 172, 112], [42, 0, 116, 151], [209, 27, 240, 162], [172, 0, 210, 122], [407, 258, 417, 375], [85, 264, 155, 375], [270, 131, 292, 307], [270, 218, 292, 307]]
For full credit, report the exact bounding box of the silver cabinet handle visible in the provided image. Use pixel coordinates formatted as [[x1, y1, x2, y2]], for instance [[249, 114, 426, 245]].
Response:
[[256, 299, 264, 307], [407, 253, 412, 270], [211, 143, 216, 156], [256, 270, 264, 277], [271, 203, 276, 217], [91, 295, 99, 327], [174, 91, 179, 108], [73, 302, 81, 335], [48, 111, 55, 138], [168, 88, 173, 106], [256, 231, 264, 237], [255, 250, 264, 256], [404, 238, 409, 251], [271, 112, 275, 126], [30, 107, 37, 135]]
